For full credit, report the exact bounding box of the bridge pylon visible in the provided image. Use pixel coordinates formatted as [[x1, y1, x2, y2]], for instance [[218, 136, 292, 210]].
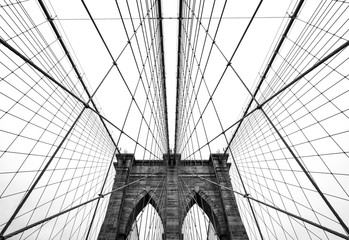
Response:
[[98, 153, 248, 240]]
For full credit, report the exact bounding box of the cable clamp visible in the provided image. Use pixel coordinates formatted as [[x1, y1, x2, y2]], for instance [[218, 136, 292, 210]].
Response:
[[98, 193, 104, 198], [243, 193, 250, 198], [84, 102, 90, 109]]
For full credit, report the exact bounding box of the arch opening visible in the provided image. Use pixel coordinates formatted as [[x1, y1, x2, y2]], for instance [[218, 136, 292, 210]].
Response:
[[182, 192, 220, 240], [182, 203, 219, 240], [126, 193, 164, 240]]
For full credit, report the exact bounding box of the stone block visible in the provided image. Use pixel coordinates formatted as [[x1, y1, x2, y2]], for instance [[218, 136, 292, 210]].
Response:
[[98, 154, 248, 240]]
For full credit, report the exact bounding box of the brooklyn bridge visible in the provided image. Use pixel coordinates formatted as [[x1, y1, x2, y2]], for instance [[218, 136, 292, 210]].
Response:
[[0, 0, 349, 239]]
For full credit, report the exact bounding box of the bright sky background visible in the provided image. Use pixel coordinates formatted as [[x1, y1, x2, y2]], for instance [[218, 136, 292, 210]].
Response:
[[1, 0, 349, 239], [42, 0, 297, 157]]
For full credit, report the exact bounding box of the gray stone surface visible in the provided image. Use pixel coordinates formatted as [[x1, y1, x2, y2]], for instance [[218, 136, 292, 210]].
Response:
[[98, 153, 248, 240]]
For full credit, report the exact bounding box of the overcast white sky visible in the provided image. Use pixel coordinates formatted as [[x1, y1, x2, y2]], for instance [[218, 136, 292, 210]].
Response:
[[1, 0, 349, 239], [42, 0, 296, 157]]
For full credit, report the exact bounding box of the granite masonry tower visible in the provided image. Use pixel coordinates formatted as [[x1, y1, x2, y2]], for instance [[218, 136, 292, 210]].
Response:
[[97, 153, 248, 240]]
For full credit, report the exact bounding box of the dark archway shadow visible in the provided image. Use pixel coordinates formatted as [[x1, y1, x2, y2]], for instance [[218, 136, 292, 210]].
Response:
[[182, 191, 221, 236], [125, 192, 164, 237]]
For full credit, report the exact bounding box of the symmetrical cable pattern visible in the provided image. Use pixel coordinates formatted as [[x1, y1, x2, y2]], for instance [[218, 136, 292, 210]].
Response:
[[1, 0, 349, 239]]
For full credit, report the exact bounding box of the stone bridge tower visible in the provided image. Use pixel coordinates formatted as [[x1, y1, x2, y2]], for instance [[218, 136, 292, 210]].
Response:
[[98, 153, 248, 240]]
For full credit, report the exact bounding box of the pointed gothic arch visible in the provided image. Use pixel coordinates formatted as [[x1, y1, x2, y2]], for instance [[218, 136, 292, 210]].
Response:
[[182, 190, 221, 236], [125, 190, 164, 237]]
